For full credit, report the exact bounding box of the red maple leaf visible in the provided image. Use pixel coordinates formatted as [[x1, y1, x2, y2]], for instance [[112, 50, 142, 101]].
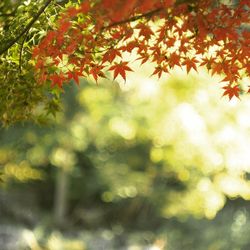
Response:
[[67, 70, 83, 85], [58, 20, 71, 33], [109, 61, 133, 81], [168, 52, 181, 68], [183, 57, 199, 73], [102, 49, 122, 64], [151, 65, 168, 78], [136, 23, 154, 39], [222, 84, 240, 100], [79, 0, 90, 13], [90, 65, 106, 82], [50, 73, 65, 88]]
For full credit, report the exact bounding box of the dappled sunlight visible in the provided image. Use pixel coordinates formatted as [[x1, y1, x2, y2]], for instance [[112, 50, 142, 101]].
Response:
[[4, 161, 44, 182], [115, 63, 250, 218], [2, 61, 250, 249], [163, 178, 225, 220], [50, 148, 76, 170], [109, 117, 136, 140], [78, 66, 250, 219], [23, 229, 86, 250], [215, 174, 250, 200]]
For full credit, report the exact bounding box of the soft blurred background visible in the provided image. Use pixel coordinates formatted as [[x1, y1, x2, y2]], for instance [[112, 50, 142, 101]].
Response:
[[1, 63, 250, 250]]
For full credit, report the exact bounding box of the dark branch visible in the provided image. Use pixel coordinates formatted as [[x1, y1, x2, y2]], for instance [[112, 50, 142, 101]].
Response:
[[102, 7, 164, 31], [101, 0, 201, 31], [0, 0, 53, 56]]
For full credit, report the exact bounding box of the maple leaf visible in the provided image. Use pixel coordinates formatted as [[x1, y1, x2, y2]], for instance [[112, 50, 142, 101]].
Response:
[[122, 0, 138, 17], [90, 65, 106, 82], [165, 37, 176, 47], [168, 52, 181, 68], [79, 0, 90, 13], [138, 0, 158, 12], [240, 0, 250, 7], [162, 0, 174, 7], [67, 7, 80, 17], [102, 49, 122, 64], [121, 41, 138, 53], [58, 20, 71, 33], [50, 73, 65, 88], [151, 65, 168, 78], [135, 23, 154, 39], [109, 61, 133, 81], [222, 84, 240, 100], [136, 52, 150, 65], [183, 57, 199, 73], [200, 57, 216, 71], [67, 70, 83, 85], [32, 47, 40, 58], [35, 59, 44, 69], [211, 63, 224, 76]]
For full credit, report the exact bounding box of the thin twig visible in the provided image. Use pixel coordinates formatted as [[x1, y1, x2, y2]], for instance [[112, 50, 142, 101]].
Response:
[[19, 31, 30, 73]]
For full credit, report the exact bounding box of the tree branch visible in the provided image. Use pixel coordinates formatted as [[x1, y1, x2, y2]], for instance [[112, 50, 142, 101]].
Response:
[[102, 7, 164, 31], [101, 0, 201, 31], [0, 0, 53, 56]]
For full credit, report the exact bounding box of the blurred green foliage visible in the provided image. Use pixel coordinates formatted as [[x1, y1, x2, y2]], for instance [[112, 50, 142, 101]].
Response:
[[1, 69, 250, 249]]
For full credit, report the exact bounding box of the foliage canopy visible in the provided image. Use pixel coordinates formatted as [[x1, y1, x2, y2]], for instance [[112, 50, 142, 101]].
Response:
[[0, 0, 250, 125]]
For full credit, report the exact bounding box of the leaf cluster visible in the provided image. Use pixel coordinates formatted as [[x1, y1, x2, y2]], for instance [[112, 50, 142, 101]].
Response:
[[0, 0, 65, 126], [1, 0, 250, 125], [33, 0, 250, 101]]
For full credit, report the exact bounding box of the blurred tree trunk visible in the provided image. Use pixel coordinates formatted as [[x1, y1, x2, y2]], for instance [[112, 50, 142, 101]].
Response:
[[54, 167, 69, 227]]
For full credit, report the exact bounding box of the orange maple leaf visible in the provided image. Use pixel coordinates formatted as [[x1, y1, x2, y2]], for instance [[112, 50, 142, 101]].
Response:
[[222, 84, 240, 100], [50, 73, 65, 88], [90, 65, 106, 82], [102, 49, 122, 64], [109, 61, 133, 81], [151, 65, 168, 78], [67, 70, 83, 85], [183, 57, 199, 73]]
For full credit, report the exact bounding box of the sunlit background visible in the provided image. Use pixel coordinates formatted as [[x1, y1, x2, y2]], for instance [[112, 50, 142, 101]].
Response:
[[1, 61, 250, 250]]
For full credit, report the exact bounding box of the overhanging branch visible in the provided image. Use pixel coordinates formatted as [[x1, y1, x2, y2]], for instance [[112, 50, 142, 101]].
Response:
[[102, 7, 164, 31]]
